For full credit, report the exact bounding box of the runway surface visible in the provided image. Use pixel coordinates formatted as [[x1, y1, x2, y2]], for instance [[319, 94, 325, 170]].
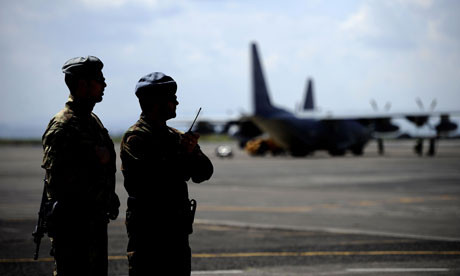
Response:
[[0, 140, 459, 275]]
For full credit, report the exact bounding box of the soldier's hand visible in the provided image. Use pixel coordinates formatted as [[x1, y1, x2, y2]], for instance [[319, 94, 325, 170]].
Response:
[[107, 209, 119, 220], [182, 132, 200, 153]]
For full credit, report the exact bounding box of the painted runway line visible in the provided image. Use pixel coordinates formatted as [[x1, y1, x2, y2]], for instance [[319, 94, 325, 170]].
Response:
[[192, 251, 460, 258], [198, 194, 460, 214], [2, 251, 459, 263], [192, 270, 244, 275], [346, 268, 450, 273]]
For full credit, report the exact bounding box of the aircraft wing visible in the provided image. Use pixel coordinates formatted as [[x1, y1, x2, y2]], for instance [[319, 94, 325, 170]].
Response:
[[297, 110, 460, 120], [297, 109, 460, 139]]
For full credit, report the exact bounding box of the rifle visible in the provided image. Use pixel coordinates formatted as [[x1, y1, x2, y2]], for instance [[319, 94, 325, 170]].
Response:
[[32, 179, 48, 260], [190, 199, 197, 225], [188, 199, 197, 234]]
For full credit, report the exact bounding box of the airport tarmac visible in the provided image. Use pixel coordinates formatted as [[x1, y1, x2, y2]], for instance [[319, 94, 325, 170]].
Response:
[[0, 140, 459, 275]]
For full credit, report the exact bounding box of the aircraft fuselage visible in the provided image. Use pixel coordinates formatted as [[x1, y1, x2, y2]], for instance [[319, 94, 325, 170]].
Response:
[[251, 107, 370, 156]]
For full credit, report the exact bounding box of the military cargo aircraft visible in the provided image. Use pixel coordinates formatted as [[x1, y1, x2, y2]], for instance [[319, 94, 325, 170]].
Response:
[[228, 42, 458, 157]]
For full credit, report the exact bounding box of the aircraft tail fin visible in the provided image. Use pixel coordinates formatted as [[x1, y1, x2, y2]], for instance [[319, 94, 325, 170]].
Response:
[[303, 78, 314, 110], [251, 42, 274, 116]]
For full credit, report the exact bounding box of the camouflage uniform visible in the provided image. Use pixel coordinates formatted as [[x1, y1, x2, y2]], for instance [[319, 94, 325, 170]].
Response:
[[42, 96, 119, 276], [120, 115, 213, 276]]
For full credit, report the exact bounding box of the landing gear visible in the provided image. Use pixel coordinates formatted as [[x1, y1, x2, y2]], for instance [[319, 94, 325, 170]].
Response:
[[427, 138, 436, 156], [414, 138, 437, 156], [377, 138, 384, 155], [350, 144, 364, 156], [414, 138, 423, 156], [328, 148, 346, 156]]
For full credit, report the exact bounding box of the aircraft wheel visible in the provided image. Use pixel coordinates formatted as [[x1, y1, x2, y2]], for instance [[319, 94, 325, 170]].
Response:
[[351, 145, 364, 156], [290, 151, 309, 157], [328, 149, 346, 156]]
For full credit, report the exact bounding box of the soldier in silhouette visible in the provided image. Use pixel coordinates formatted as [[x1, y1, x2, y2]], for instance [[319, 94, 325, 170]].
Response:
[[42, 56, 120, 276], [120, 72, 213, 275]]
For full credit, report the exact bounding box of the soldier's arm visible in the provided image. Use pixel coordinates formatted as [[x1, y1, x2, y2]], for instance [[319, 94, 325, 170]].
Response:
[[42, 122, 80, 201], [177, 132, 213, 183], [122, 131, 212, 187], [98, 125, 120, 220], [187, 145, 213, 183]]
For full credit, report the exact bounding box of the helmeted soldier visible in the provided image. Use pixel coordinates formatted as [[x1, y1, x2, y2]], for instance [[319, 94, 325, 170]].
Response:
[[42, 56, 120, 276], [120, 72, 213, 275]]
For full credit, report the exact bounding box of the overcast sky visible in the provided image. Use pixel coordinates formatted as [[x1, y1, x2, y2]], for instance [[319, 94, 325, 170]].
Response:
[[1, 0, 459, 137]]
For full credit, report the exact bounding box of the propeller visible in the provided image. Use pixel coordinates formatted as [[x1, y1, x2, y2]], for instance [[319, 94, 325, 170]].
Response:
[[429, 99, 437, 111], [370, 99, 378, 111], [384, 102, 391, 112], [416, 97, 424, 111]]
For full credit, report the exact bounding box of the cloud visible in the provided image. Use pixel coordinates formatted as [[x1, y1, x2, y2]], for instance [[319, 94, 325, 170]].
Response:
[[78, 0, 167, 9], [1, 0, 460, 137], [396, 0, 433, 9], [340, 1, 428, 51], [341, 5, 376, 37]]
